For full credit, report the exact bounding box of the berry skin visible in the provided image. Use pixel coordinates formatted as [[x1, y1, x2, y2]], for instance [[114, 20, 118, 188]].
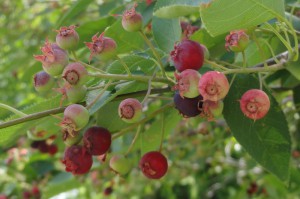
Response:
[[55, 25, 79, 50], [239, 89, 270, 120], [33, 71, 55, 93], [122, 4, 143, 32], [118, 98, 143, 123], [139, 151, 168, 179], [48, 144, 58, 155], [34, 39, 69, 76], [62, 145, 93, 175], [201, 100, 224, 121], [60, 104, 89, 134], [85, 32, 117, 62], [198, 71, 229, 102], [200, 44, 210, 59], [109, 154, 132, 175], [62, 62, 89, 86], [83, 126, 112, 156], [66, 84, 87, 103], [173, 69, 201, 98], [173, 93, 203, 118], [225, 30, 250, 52], [170, 39, 204, 72]]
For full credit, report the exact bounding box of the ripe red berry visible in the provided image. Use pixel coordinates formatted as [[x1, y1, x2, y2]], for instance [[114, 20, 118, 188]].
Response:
[[240, 89, 270, 120], [103, 187, 113, 196], [198, 71, 229, 101], [33, 71, 55, 93], [62, 62, 89, 86], [118, 98, 143, 123], [0, 194, 8, 199], [225, 30, 250, 52], [109, 154, 132, 175], [170, 39, 204, 72], [85, 32, 117, 62], [139, 151, 168, 179], [34, 39, 69, 76], [60, 104, 89, 134], [83, 126, 111, 156], [31, 186, 41, 199], [173, 69, 201, 98], [48, 144, 58, 155], [55, 25, 79, 50], [122, 4, 143, 32], [173, 93, 203, 118], [62, 145, 93, 175]]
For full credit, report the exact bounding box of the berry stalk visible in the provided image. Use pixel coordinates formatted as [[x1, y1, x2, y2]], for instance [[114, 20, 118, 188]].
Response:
[[0, 103, 28, 117]]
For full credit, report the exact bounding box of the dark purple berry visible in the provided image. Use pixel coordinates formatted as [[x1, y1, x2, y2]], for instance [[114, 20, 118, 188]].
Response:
[[173, 92, 203, 118]]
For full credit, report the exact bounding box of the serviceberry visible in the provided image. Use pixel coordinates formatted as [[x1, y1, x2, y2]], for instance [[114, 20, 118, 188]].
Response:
[[225, 30, 250, 52], [118, 98, 143, 123], [62, 62, 89, 86], [139, 151, 168, 179], [55, 25, 79, 50], [173, 92, 203, 118], [33, 71, 55, 93], [122, 4, 143, 32], [173, 69, 201, 98], [109, 154, 132, 175]]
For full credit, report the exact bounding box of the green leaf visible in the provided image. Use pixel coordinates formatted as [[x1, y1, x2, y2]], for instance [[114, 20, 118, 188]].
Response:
[[153, 0, 205, 18], [190, 28, 225, 49], [223, 74, 291, 181], [87, 81, 148, 115], [140, 108, 181, 154], [55, 0, 94, 28], [200, 0, 285, 36], [152, 16, 181, 53], [286, 59, 300, 81], [106, 55, 157, 75], [105, 20, 145, 54]]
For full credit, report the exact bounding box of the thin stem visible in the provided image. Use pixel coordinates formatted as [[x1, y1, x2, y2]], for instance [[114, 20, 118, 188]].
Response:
[[112, 102, 174, 140], [71, 51, 79, 61], [242, 51, 247, 68], [139, 30, 167, 78], [79, 61, 107, 74], [261, 39, 280, 64], [125, 125, 142, 156], [205, 59, 228, 71], [229, 74, 237, 88], [0, 103, 28, 117], [0, 106, 66, 129], [159, 113, 165, 152], [86, 80, 113, 109], [88, 72, 174, 85], [259, 73, 263, 90], [215, 60, 240, 68], [115, 55, 132, 76], [141, 69, 158, 104], [223, 61, 286, 75]]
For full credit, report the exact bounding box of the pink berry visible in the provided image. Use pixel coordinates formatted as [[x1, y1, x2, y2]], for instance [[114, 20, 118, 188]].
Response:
[[34, 39, 69, 76], [173, 69, 201, 98], [60, 104, 89, 134], [170, 39, 204, 72], [85, 32, 117, 62], [139, 151, 168, 179], [122, 4, 143, 32], [239, 89, 270, 120], [201, 100, 224, 121], [118, 98, 143, 123], [55, 25, 79, 50], [225, 30, 250, 52], [109, 154, 132, 175], [198, 71, 229, 101], [62, 62, 89, 86], [62, 145, 93, 175], [83, 126, 111, 156], [33, 71, 55, 93]]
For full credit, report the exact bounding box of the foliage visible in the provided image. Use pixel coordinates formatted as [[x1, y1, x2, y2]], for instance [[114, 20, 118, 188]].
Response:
[[1, 0, 300, 198]]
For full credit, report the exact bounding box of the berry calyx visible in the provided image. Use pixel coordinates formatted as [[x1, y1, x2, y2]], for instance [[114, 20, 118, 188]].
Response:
[[201, 100, 224, 121], [139, 151, 168, 179], [60, 104, 89, 134], [173, 69, 201, 98], [109, 154, 132, 175], [83, 126, 112, 155], [62, 145, 93, 175], [34, 39, 69, 76], [55, 25, 79, 50], [33, 71, 55, 93], [170, 39, 204, 72], [85, 32, 117, 62], [225, 30, 250, 52], [122, 4, 143, 32], [239, 89, 270, 120], [173, 93, 203, 118], [62, 129, 82, 146], [62, 62, 89, 86], [118, 98, 143, 123], [198, 71, 229, 101]]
